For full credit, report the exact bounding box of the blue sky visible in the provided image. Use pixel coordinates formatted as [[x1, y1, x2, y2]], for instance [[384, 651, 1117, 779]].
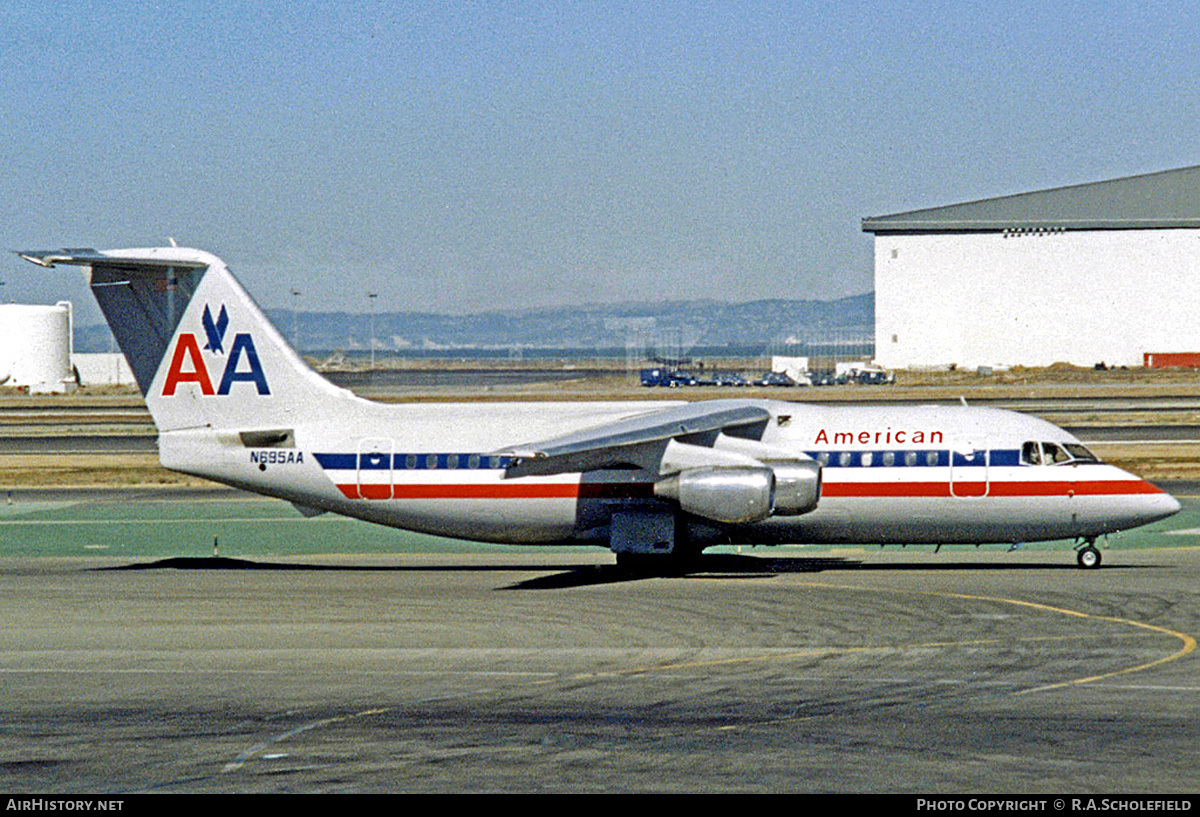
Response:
[[3, 1, 1198, 322]]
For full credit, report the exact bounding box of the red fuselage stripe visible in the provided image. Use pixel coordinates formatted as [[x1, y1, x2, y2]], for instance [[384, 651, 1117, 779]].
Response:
[[334, 480, 1161, 501], [336, 483, 656, 500], [819, 480, 1164, 498]]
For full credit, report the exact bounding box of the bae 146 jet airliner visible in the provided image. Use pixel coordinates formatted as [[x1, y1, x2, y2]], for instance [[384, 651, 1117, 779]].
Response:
[[18, 247, 1181, 569]]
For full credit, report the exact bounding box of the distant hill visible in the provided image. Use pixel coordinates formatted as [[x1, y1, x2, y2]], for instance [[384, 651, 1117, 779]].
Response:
[[76, 293, 874, 355]]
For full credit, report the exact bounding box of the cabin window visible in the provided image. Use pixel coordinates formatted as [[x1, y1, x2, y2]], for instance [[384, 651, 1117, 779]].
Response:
[[882, 451, 896, 467], [861, 451, 873, 467], [839, 452, 853, 467]]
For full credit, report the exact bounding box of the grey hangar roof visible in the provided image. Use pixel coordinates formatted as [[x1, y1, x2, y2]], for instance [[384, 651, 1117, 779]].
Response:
[[861, 165, 1200, 234]]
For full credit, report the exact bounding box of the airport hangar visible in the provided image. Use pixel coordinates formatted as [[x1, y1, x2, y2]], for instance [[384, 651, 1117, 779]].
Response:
[[862, 165, 1200, 371]]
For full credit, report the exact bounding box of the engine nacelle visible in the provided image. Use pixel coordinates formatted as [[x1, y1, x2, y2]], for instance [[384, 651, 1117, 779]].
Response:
[[766, 460, 821, 515], [653, 461, 823, 524], [654, 467, 775, 524]]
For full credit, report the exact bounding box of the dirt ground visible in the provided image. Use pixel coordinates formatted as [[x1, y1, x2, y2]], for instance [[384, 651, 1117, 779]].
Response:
[[3, 363, 1200, 486]]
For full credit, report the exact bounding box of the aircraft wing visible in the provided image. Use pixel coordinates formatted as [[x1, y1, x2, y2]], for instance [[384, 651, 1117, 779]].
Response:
[[499, 400, 774, 478]]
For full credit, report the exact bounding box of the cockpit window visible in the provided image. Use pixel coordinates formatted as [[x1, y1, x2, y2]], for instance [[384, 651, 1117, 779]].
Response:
[[1063, 443, 1100, 463], [1042, 442, 1072, 464], [1022, 440, 1102, 466], [1021, 441, 1042, 466]]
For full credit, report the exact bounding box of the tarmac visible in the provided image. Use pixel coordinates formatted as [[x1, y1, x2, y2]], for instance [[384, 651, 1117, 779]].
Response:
[[1, 533, 1198, 793], [3, 384, 1200, 793]]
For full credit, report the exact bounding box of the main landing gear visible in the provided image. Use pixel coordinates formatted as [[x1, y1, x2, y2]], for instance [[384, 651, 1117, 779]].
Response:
[[615, 549, 699, 576], [1075, 537, 1102, 569]]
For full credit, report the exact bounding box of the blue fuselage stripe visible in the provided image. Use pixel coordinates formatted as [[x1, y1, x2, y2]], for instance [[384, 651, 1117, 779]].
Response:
[[313, 449, 1025, 472]]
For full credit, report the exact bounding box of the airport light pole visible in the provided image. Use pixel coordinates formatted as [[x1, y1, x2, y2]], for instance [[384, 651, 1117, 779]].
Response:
[[291, 288, 301, 351], [368, 291, 378, 370]]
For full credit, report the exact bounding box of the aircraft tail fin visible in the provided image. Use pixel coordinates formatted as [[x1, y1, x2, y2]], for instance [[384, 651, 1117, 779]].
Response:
[[16, 247, 355, 433]]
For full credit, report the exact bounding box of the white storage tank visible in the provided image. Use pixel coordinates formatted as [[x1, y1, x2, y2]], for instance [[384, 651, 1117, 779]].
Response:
[[0, 302, 77, 393]]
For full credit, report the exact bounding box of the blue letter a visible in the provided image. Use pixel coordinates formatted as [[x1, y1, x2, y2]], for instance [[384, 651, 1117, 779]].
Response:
[[217, 333, 271, 395]]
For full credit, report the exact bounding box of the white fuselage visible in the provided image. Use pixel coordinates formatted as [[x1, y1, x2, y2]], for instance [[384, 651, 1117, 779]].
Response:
[[159, 397, 1179, 548]]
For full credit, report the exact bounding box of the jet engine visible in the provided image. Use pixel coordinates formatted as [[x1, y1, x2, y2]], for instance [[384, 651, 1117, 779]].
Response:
[[653, 460, 821, 525], [766, 459, 821, 515], [654, 467, 774, 524]]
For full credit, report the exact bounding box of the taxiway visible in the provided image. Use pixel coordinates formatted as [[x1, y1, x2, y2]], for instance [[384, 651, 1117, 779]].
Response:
[[1, 547, 1197, 793]]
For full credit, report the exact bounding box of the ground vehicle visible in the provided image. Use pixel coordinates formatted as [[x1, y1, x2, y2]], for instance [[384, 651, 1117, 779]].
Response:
[[640, 368, 697, 387], [757, 372, 796, 387]]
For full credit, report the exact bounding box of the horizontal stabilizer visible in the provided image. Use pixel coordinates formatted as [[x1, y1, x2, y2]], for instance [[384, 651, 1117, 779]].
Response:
[[16, 248, 209, 270]]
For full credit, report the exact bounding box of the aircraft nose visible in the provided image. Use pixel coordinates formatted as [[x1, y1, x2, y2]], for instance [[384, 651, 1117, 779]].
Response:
[[1141, 489, 1182, 524]]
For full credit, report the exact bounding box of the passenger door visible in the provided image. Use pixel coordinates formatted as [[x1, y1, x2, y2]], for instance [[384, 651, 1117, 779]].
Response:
[[950, 441, 989, 498], [357, 437, 394, 500]]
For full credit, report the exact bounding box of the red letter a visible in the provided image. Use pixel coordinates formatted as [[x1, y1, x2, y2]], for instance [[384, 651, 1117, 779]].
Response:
[[162, 333, 215, 396]]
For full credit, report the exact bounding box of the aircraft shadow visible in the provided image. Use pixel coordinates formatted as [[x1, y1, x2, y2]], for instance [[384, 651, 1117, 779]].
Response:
[[503, 553, 1150, 590], [95, 556, 582, 574], [95, 552, 1150, 590]]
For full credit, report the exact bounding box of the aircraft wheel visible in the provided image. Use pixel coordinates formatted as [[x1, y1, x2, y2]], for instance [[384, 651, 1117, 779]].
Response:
[[1076, 546, 1102, 569]]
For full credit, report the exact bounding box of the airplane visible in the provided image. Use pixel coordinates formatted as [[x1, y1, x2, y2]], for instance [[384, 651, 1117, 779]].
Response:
[[17, 246, 1182, 570]]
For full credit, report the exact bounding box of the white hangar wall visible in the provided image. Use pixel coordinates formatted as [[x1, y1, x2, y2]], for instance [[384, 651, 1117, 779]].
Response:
[[73, 353, 136, 386], [873, 229, 1200, 370]]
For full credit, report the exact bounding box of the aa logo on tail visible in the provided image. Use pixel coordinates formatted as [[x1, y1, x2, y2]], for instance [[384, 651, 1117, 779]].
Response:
[[162, 304, 271, 396], [202, 304, 230, 353]]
